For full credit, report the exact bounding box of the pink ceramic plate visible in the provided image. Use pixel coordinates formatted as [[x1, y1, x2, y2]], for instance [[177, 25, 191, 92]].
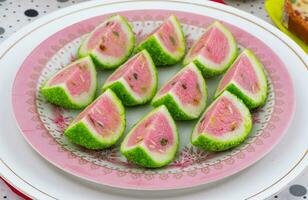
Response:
[[12, 9, 295, 190]]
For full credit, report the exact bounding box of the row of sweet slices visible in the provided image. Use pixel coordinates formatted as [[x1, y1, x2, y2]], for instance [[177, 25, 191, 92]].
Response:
[[40, 14, 267, 168]]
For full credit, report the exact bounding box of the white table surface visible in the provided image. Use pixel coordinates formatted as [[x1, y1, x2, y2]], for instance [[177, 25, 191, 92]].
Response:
[[0, 0, 307, 199]]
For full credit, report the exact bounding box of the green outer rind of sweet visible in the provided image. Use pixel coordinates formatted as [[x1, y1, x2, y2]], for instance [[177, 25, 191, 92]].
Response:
[[120, 106, 179, 168], [190, 41, 238, 78], [191, 93, 252, 151], [151, 94, 194, 120], [102, 51, 158, 106], [134, 17, 186, 66], [64, 90, 126, 150], [65, 122, 113, 150], [40, 85, 96, 110], [103, 81, 135, 106], [190, 118, 251, 151], [135, 36, 178, 66], [78, 16, 136, 69], [120, 145, 177, 168], [214, 50, 268, 110], [218, 83, 267, 110]]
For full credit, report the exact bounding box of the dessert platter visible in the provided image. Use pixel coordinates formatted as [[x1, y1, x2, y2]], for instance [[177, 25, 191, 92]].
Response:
[[0, 0, 307, 199]]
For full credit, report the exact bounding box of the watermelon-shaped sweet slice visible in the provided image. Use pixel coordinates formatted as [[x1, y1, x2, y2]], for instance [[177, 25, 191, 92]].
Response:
[[41, 56, 97, 109], [120, 105, 178, 168], [183, 21, 237, 77], [152, 62, 207, 120], [215, 49, 268, 109], [78, 15, 135, 69], [135, 15, 186, 66], [64, 89, 125, 150], [102, 50, 157, 106], [191, 91, 252, 151]]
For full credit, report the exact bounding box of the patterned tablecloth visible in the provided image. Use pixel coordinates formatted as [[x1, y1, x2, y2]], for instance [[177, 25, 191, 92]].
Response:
[[0, 0, 307, 199]]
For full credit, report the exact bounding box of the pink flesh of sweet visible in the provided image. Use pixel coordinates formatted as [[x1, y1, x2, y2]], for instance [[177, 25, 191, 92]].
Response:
[[156, 20, 179, 53], [107, 55, 136, 81], [127, 112, 174, 153], [190, 29, 212, 58], [218, 54, 259, 94], [198, 97, 242, 136], [159, 68, 202, 105], [87, 21, 128, 57], [107, 54, 152, 95], [190, 27, 230, 64], [75, 94, 121, 137], [49, 62, 91, 96]]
